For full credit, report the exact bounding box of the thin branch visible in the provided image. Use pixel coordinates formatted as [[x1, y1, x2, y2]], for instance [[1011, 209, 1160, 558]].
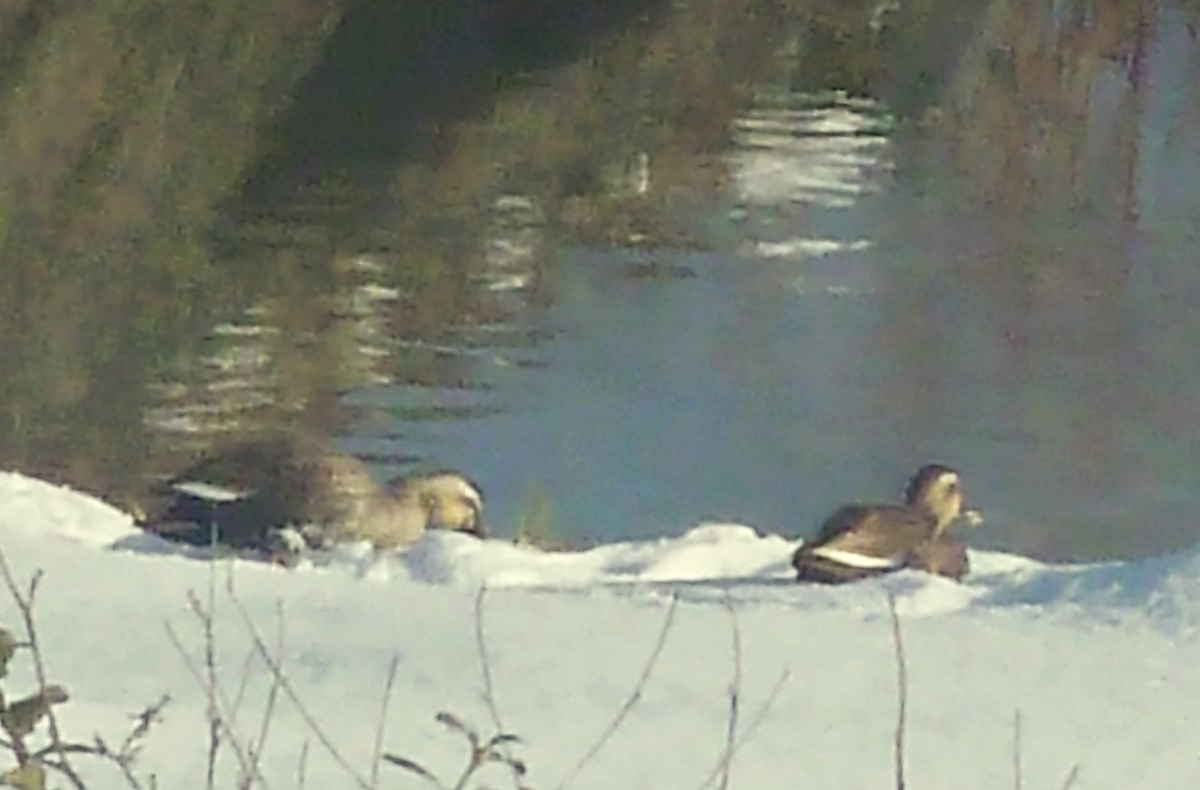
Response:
[[475, 586, 505, 738], [0, 547, 87, 790], [36, 757, 89, 790], [0, 545, 166, 790], [1013, 709, 1022, 790], [369, 655, 400, 790], [694, 668, 790, 790], [230, 644, 260, 724], [205, 521, 220, 790], [886, 589, 907, 790], [296, 738, 310, 790], [225, 583, 372, 790], [554, 593, 679, 790], [187, 594, 221, 790], [83, 693, 172, 790], [164, 620, 263, 789], [718, 594, 742, 790], [474, 585, 525, 790], [245, 600, 287, 790], [1058, 764, 1081, 790]]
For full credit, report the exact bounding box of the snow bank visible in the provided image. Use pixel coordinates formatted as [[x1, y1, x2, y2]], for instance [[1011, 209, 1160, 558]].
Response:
[[0, 470, 1197, 790]]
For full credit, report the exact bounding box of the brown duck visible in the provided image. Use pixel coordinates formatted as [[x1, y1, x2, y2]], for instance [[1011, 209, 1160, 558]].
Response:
[[144, 434, 485, 555], [793, 463, 982, 584]]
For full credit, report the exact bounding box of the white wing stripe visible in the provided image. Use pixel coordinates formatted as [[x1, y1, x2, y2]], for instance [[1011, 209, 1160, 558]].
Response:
[[173, 481, 254, 503], [808, 546, 903, 569]]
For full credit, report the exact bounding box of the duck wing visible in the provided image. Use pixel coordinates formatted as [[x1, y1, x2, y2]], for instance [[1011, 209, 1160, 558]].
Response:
[[147, 435, 374, 550], [807, 505, 931, 557], [793, 504, 937, 584]]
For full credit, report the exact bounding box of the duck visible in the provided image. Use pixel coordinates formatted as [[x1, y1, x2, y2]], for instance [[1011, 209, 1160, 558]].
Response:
[[143, 434, 485, 556], [792, 463, 982, 584]]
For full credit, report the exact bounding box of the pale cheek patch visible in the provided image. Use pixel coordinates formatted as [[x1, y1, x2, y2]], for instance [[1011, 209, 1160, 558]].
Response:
[[436, 476, 483, 510], [172, 481, 253, 503], [938, 472, 960, 488], [809, 546, 903, 569]]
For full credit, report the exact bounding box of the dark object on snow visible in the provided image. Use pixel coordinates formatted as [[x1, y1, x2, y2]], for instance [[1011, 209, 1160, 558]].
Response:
[[793, 463, 981, 584], [143, 434, 484, 555]]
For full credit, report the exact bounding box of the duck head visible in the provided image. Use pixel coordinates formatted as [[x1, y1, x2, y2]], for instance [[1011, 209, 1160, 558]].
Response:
[[393, 472, 486, 538], [904, 463, 983, 535]]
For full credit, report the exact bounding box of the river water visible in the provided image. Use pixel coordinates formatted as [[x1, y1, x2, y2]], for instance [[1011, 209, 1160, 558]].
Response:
[[7, 0, 1200, 563], [361, 17, 1200, 563]]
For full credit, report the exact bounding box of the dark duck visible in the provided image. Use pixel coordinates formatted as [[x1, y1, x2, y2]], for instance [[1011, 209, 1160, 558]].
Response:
[[143, 434, 485, 556], [793, 463, 982, 584]]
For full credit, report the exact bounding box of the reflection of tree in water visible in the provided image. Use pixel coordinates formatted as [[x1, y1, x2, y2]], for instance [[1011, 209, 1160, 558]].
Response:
[[876, 0, 1200, 560], [2, 0, 1196, 553], [0, 0, 804, 508], [922, 0, 1157, 219]]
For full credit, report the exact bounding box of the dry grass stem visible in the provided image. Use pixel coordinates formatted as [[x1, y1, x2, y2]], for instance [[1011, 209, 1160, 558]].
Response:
[[718, 594, 741, 790], [164, 618, 262, 789], [244, 601, 287, 790], [474, 586, 524, 790], [226, 581, 372, 790], [382, 711, 525, 790], [554, 593, 679, 790], [1013, 704, 1081, 790], [474, 586, 505, 738], [189, 593, 221, 790], [296, 738, 310, 790], [694, 667, 790, 790], [369, 655, 400, 790], [886, 589, 907, 790], [1013, 709, 1022, 790]]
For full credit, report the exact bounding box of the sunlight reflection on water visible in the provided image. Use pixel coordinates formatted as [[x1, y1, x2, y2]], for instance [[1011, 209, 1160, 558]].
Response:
[[381, 58, 1200, 562]]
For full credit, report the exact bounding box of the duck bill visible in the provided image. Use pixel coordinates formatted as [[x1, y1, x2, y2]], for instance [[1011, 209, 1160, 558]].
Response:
[[960, 508, 984, 527], [465, 504, 487, 539]]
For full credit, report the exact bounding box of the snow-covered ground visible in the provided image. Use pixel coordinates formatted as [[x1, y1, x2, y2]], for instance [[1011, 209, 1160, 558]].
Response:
[[0, 470, 1197, 790]]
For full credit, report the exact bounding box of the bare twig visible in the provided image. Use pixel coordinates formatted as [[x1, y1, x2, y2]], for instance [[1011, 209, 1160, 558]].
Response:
[[474, 585, 525, 790], [0, 547, 87, 790], [164, 620, 263, 789], [383, 711, 525, 790], [554, 593, 679, 790], [225, 582, 372, 790], [230, 644, 261, 724], [7, 693, 170, 790], [296, 738, 309, 790], [0, 546, 167, 790], [186, 589, 222, 790], [205, 521, 221, 790], [120, 694, 172, 763], [885, 589, 907, 790], [244, 601, 287, 790], [475, 586, 505, 738], [718, 594, 741, 790], [1013, 706, 1080, 790], [369, 655, 400, 790], [84, 693, 172, 790], [1013, 709, 1022, 790], [694, 667, 790, 790]]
